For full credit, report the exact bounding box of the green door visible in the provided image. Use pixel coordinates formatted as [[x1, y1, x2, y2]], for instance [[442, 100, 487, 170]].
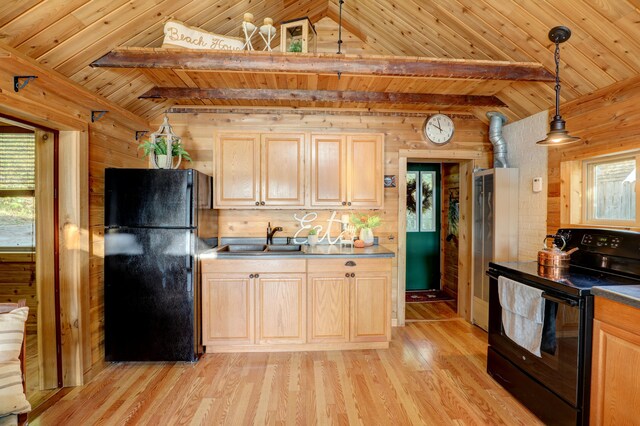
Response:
[[406, 163, 441, 291]]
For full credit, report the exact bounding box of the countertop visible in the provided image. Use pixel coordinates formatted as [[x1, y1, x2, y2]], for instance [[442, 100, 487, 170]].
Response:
[[591, 285, 640, 309], [201, 243, 395, 260]]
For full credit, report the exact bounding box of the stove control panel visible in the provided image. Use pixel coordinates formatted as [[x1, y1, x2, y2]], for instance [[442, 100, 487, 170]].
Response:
[[581, 234, 622, 249]]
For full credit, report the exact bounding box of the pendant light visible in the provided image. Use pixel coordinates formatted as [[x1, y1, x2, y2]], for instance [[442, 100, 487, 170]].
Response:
[[537, 26, 580, 145]]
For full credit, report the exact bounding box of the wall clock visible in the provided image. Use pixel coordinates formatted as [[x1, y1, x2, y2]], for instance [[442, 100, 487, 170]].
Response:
[[424, 114, 455, 145]]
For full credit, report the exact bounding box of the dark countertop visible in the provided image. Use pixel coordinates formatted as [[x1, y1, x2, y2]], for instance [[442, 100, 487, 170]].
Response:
[[591, 285, 640, 309], [201, 241, 395, 260]]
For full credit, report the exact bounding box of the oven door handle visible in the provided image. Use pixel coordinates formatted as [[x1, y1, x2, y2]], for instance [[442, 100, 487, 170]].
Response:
[[542, 292, 578, 307]]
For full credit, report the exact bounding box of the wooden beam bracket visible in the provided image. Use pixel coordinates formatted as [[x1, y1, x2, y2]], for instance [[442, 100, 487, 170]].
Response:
[[91, 110, 108, 122], [13, 75, 37, 92], [135, 130, 148, 140]]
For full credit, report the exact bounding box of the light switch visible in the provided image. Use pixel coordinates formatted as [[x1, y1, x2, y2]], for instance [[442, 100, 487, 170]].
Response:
[[533, 177, 543, 193]]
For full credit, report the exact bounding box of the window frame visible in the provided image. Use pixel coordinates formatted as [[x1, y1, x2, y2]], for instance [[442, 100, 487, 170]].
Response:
[[581, 153, 640, 227]]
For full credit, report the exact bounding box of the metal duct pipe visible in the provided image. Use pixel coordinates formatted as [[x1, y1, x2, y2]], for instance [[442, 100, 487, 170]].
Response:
[[487, 111, 509, 168]]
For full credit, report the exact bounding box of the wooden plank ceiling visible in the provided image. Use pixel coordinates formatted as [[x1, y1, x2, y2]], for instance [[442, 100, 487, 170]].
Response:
[[1, 0, 639, 122]]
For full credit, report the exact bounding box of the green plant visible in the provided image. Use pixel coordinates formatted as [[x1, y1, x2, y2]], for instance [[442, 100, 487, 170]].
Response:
[[350, 213, 382, 231], [138, 137, 192, 161], [288, 39, 302, 52], [307, 228, 317, 236]]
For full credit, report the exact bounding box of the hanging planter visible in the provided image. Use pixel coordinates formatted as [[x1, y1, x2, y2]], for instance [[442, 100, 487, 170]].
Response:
[[138, 115, 191, 169]]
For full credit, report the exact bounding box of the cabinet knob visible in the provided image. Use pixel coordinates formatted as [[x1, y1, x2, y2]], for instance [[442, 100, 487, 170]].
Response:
[[260, 201, 265, 206], [345, 261, 356, 267], [351, 273, 355, 278], [347, 202, 352, 206], [345, 273, 350, 278], [249, 274, 254, 278], [254, 274, 259, 278], [255, 202, 259, 206], [342, 201, 346, 206]]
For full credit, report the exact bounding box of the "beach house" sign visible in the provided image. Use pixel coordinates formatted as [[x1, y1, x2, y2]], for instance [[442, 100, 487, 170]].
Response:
[[162, 20, 244, 50]]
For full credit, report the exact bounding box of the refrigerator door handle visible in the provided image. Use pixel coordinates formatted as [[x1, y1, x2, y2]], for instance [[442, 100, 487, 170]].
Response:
[[186, 270, 193, 292]]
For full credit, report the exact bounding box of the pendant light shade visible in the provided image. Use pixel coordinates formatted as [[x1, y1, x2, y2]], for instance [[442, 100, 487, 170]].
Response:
[[537, 26, 580, 146]]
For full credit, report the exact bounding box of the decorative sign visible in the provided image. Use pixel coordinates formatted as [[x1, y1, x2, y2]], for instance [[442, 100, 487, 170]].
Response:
[[293, 211, 348, 245], [162, 20, 244, 51]]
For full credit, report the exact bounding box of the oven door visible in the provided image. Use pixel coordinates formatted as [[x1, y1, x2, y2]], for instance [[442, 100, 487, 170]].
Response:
[[488, 271, 584, 407]]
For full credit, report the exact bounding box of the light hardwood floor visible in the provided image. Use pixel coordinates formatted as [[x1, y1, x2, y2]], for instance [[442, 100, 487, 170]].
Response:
[[31, 320, 542, 425], [405, 301, 458, 322]]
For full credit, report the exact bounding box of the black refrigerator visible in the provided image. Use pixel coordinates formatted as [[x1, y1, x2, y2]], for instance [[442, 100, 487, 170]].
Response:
[[104, 168, 212, 362]]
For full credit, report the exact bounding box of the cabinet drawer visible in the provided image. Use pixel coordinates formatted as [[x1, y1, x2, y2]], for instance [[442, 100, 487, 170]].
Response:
[[201, 259, 306, 274], [307, 258, 391, 273]]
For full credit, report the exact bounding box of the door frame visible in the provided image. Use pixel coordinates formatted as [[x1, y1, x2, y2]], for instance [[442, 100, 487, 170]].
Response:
[[397, 149, 480, 326]]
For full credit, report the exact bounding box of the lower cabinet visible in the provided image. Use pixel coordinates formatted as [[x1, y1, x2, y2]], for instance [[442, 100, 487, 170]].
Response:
[[202, 274, 254, 345], [590, 296, 640, 425], [201, 258, 391, 351], [256, 274, 306, 344]]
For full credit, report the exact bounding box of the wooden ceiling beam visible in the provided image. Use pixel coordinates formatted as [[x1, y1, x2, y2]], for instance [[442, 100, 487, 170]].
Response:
[[92, 48, 554, 82], [140, 87, 506, 107]]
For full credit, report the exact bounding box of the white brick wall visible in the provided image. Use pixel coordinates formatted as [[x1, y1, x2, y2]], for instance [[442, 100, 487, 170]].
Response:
[[502, 110, 549, 261]]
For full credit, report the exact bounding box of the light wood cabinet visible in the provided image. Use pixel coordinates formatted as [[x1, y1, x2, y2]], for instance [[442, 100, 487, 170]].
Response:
[[347, 134, 384, 208], [202, 273, 254, 346], [309, 133, 384, 209], [308, 258, 391, 343], [214, 133, 261, 207], [256, 273, 306, 344], [590, 296, 640, 425], [202, 258, 391, 352], [351, 272, 391, 342], [261, 134, 305, 206], [214, 132, 305, 208], [311, 134, 346, 207], [308, 273, 350, 343]]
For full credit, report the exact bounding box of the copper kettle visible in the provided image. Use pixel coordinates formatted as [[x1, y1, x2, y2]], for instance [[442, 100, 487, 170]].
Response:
[[538, 234, 578, 278]]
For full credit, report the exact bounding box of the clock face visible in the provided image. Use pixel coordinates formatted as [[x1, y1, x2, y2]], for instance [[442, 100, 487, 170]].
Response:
[[424, 114, 455, 145]]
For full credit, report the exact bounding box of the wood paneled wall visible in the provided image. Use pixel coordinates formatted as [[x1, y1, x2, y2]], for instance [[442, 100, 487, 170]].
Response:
[[0, 42, 149, 373], [88, 120, 147, 366], [162, 111, 492, 320], [547, 75, 640, 233], [441, 163, 459, 300], [0, 253, 36, 332]]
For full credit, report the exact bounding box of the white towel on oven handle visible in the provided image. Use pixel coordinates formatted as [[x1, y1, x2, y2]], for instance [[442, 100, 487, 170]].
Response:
[[498, 276, 545, 357]]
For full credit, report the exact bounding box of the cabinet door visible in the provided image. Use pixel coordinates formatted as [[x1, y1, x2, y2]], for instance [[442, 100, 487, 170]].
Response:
[[202, 273, 254, 345], [261, 134, 305, 206], [591, 318, 640, 425], [347, 134, 384, 208], [256, 273, 306, 344], [308, 273, 350, 343], [350, 272, 390, 342], [311, 134, 346, 207], [215, 133, 260, 207]]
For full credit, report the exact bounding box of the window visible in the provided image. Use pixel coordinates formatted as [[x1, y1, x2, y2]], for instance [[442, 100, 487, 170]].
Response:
[[0, 131, 36, 250], [583, 154, 639, 225]]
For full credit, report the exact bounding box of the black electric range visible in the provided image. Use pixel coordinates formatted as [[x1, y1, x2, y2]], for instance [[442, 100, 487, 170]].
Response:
[[487, 228, 640, 426]]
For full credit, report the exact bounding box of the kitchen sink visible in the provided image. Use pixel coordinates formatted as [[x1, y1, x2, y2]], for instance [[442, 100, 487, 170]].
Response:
[[266, 244, 302, 252], [216, 244, 302, 254], [218, 244, 267, 253]]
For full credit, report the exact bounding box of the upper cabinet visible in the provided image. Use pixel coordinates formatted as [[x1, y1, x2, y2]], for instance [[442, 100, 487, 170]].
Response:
[[261, 134, 305, 207], [215, 133, 261, 207], [215, 131, 384, 209], [215, 133, 305, 208], [311, 133, 384, 209]]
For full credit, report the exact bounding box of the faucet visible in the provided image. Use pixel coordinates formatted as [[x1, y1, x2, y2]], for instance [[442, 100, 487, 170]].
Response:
[[266, 222, 283, 245]]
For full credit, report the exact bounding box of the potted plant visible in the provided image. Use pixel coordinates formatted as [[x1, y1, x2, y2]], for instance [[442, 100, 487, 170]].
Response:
[[307, 228, 318, 246], [350, 214, 382, 246], [138, 136, 192, 169]]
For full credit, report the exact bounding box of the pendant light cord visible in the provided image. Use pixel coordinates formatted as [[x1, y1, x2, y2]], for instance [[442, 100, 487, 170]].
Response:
[[554, 41, 561, 119], [337, 0, 344, 54]]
